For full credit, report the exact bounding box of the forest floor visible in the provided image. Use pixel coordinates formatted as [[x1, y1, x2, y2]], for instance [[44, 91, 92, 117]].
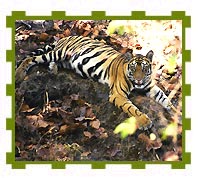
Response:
[[15, 20, 182, 161]]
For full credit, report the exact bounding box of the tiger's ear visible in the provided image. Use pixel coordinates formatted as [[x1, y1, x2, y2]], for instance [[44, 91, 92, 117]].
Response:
[[146, 50, 154, 62]]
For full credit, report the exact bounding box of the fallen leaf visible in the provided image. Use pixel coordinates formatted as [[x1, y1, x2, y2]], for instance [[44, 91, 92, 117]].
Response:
[[37, 119, 49, 128], [169, 76, 179, 84], [138, 133, 162, 152], [83, 23, 91, 31], [26, 115, 39, 121], [66, 123, 86, 132], [99, 132, 108, 139], [21, 107, 41, 115], [81, 151, 91, 157], [83, 30, 92, 37], [98, 127, 105, 133], [92, 29, 99, 37], [85, 107, 95, 118], [164, 46, 174, 54], [53, 22, 61, 30], [63, 29, 71, 37], [19, 103, 30, 112], [58, 108, 72, 121], [74, 116, 85, 121], [90, 119, 100, 129], [83, 131, 93, 138], [39, 33, 49, 42], [59, 125, 68, 134], [163, 151, 179, 161]]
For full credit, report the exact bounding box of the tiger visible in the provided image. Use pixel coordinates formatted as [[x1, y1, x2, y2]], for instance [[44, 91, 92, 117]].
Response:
[[16, 35, 177, 130]]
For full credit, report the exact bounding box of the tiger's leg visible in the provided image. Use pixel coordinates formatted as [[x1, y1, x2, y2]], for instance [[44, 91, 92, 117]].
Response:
[[109, 93, 152, 129], [146, 85, 177, 113]]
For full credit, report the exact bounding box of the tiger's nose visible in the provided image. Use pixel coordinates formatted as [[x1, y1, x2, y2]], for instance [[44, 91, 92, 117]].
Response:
[[135, 80, 143, 84]]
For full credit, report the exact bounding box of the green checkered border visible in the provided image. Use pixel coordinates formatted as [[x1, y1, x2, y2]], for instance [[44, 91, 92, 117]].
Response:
[[6, 11, 191, 169]]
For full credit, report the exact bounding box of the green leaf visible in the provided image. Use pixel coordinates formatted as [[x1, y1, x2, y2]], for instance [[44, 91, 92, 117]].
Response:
[[114, 117, 137, 139], [107, 20, 135, 35], [162, 122, 178, 141], [166, 55, 177, 74]]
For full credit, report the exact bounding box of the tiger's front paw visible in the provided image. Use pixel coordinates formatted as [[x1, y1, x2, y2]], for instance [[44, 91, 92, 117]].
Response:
[[136, 114, 152, 130]]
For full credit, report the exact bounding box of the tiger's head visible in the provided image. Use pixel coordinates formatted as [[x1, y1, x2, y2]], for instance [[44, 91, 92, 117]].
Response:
[[127, 50, 154, 89]]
